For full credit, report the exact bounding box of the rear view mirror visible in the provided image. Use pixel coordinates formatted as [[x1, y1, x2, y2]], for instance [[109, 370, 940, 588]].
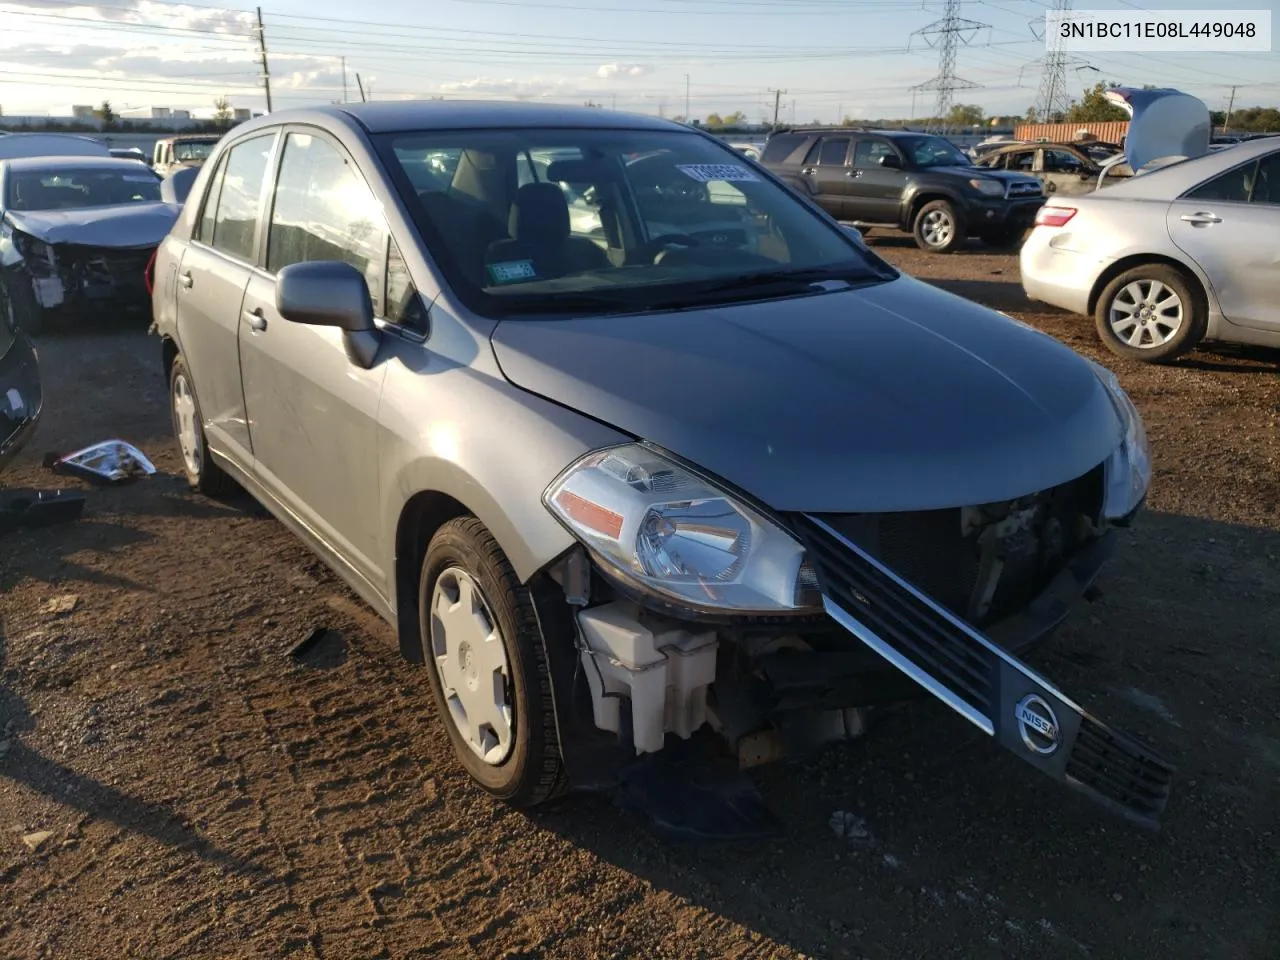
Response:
[[877, 154, 902, 169], [276, 261, 374, 333]]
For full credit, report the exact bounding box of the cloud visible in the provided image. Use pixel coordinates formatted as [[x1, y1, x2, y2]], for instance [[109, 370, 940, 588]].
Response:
[[596, 63, 650, 80], [437, 76, 579, 99]]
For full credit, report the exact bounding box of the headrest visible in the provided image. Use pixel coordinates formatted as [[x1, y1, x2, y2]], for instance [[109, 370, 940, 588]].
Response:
[[509, 182, 569, 241]]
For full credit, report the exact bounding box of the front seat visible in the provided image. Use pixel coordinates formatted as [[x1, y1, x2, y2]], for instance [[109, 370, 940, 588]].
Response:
[[485, 182, 610, 281]]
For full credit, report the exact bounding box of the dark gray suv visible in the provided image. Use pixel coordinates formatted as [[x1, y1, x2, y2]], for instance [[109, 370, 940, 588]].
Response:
[[762, 127, 1046, 252]]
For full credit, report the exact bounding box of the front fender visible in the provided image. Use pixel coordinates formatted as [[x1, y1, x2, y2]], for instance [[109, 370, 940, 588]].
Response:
[[900, 183, 964, 228], [378, 354, 629, 593]]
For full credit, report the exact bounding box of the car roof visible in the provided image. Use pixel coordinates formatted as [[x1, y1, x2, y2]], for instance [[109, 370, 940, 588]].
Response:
[[233, 101, 686, 136], [1, 155, 162, 174], [772, 127, 923, 138], [161, 134, 223, 142]]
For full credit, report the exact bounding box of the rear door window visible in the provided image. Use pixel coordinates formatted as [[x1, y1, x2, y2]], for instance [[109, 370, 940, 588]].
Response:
[[1185, 160, 1258, 203], [818, 138, 850, 166], [209, 133, 274, 262]]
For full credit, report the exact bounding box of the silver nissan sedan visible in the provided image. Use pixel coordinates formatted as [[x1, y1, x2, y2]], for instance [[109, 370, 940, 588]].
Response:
[[151, 102, 1172, 834]]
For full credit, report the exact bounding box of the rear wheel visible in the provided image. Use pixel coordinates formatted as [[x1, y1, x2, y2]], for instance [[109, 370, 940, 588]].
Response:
[[913, 199, 964, 253], [169, 355, 235, 495], [1094, 264, 1206, 363], [418, 517, 563, 806]]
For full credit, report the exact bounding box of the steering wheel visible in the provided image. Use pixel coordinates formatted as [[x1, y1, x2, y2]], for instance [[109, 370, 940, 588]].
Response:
[[642, 233, 700, 263]]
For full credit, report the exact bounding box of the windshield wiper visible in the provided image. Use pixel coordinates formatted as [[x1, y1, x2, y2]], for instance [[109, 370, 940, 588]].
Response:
[[647, 265, 888, 309], [489, 291, 651, 317]]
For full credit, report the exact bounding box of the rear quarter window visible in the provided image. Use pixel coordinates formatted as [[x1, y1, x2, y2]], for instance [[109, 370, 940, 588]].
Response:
[[761, 134, 807, 165]]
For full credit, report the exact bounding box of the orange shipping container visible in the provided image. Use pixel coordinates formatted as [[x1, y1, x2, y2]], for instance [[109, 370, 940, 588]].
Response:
[[1013, 121, 1130, 144]]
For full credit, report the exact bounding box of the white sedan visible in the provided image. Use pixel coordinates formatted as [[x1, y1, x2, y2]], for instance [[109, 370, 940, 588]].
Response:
[[1021, 137, 1279, 362]]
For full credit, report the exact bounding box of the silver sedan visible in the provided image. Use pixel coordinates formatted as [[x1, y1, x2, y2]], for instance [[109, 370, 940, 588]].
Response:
[[1021, 137, 1280, 363]]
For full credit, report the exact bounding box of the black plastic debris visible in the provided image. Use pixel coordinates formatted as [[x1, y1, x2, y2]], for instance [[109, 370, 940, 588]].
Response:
[[288, 627, 348, 669], [0, 488, 86, 536], [45, 440, 156, 485]]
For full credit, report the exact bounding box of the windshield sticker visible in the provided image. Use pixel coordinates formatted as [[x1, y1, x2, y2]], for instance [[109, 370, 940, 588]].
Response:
[[676, 163, 760, 183], [487, 260, 538, 285], [124, 175, 157, 183]]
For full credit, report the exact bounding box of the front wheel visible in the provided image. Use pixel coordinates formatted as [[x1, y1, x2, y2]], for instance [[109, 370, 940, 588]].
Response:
[[912, 199, 964, 253], [1094, 264, 1206, 363], [418, 517, 563, 806]]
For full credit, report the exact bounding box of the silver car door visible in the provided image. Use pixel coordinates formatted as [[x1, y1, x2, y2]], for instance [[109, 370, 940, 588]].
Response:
[[174, 131, 278, 467], [1167, 150, 1280, 332], [238, 128, 390, 592]]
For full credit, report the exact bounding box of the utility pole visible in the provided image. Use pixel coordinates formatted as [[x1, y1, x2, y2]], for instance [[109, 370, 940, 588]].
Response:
[[909, 0, 986, 132], [768, 87, 786, 129], [790, 99, 796, 123], [341, 56, 348, 103], [356, 73, 367, 103], [684, 74, 690, 120], [255, 7, 272, 113], [1223, 85, 1238, 133]]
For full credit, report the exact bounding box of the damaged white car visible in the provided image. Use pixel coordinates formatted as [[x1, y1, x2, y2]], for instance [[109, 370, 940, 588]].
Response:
[[1, 156, 180, 333]]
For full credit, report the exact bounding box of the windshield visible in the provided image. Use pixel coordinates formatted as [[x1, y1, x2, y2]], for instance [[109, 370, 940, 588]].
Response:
[[379, 127, 895, 317], [6, 167, 162, 212], [173, 141, 216, 162], [902, 136, 972, 168]]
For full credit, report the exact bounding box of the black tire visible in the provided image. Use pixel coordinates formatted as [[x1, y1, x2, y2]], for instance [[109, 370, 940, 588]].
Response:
[[418, 516, 563, 807], [912, 199, 965, 253], [1093, 263, 1206, 364], [168, 354, 235, 496], [980, 227, 1026, 250], [1, 274, 44, 335]]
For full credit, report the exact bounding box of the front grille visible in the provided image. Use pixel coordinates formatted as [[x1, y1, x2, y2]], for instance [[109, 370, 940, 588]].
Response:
[[792, 513, 1175, 828], [1007, 181, 1043, 197], [797, 513, 996, 724], [815, 467, 1103, 626], [59, 244, 155, 304], [1067, 716, 1174, 825]]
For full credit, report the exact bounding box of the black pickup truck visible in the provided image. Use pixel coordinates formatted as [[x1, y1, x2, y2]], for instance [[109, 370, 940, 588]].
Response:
[[761, 127, 1046, 253]]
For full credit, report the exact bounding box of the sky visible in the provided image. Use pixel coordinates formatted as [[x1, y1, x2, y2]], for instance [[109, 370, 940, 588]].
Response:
[[0, 0, 1276, 122]]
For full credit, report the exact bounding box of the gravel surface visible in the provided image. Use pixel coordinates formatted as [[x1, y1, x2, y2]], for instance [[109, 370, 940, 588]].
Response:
[[1, 240, 1278, 959]]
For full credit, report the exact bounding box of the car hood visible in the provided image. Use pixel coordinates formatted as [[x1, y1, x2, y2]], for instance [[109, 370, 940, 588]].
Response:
[[931, 165, 1039, 185], [4, 202, 178, 248], [490, 275, 1123, 512]]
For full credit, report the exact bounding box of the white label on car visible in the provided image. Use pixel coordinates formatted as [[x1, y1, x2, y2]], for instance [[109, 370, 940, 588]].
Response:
[[676, 163, 760, 183], [33, 276, 65, 309], [124, 174, 157, 183], [5, 389, 23, 415], [487, 260, 538, 284]]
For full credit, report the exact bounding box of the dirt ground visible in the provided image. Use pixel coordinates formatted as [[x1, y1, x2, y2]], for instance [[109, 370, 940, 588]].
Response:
[[1, 237, 1278, 960]]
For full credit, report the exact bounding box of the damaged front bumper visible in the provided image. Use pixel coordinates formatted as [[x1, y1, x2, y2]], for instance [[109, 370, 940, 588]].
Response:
[[4, 235, 155, 328], [533, 501, 1172, 836]]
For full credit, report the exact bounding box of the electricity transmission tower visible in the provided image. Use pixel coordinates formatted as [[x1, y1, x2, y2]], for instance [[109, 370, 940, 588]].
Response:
[[1019, 0, 1097, 121], [909, 0, 988, 131]]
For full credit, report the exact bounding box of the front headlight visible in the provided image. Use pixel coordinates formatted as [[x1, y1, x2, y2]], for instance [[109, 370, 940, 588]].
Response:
[[968, 178, 1006, 197], [544, 443, 820, 615], [1089, 360, 1151, 520]]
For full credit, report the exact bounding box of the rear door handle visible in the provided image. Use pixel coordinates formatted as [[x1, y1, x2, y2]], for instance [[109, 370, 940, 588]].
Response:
[[179, 272, 193, 289], [801, 167, 817, 175], [846, 169, 863, 178], [1180, 212, 1222, 225], [244, 308, 267, 332]]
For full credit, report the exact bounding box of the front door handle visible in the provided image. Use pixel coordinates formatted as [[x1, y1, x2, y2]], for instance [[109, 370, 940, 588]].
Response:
[[244, 308, 267, 332], [801, 166, 817, 176], [179, 272, 193, 289], [1180, 212, 1222, 225], [847, 169, 863, 178]]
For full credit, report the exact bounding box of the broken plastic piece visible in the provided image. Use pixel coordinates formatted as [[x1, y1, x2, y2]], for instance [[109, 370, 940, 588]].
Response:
[[46, 440, 156, 485], [0, 488, 86, 536]]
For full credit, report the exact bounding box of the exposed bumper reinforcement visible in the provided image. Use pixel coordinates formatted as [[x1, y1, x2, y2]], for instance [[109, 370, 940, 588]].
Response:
[[795, 513, 1174, 830]]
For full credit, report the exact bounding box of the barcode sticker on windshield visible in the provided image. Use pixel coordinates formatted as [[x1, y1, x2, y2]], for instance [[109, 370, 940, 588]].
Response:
[[676, 163, 760, 183], [488, 260, 538, 284]]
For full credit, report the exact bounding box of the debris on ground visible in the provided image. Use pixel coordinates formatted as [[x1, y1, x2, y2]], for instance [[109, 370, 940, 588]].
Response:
[[0, 488, 86, 535], [20, 831, 53, 853], [41, 594, 78, 616], [45, 440, 156, 485], [829, 810, 873, 845]]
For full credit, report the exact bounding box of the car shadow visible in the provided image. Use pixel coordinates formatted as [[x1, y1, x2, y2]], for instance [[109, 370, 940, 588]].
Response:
[[0, 517, 156, 593], [1177, 342, 1280, 374], [0, 616, 267, 878], [525, 509, 1280, 958]]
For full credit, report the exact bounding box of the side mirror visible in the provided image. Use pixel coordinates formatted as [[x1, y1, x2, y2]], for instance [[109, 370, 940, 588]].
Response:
[[877, 154, 902, 169], [275, 261, 380, 368], [276, 260, 374, 333]]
